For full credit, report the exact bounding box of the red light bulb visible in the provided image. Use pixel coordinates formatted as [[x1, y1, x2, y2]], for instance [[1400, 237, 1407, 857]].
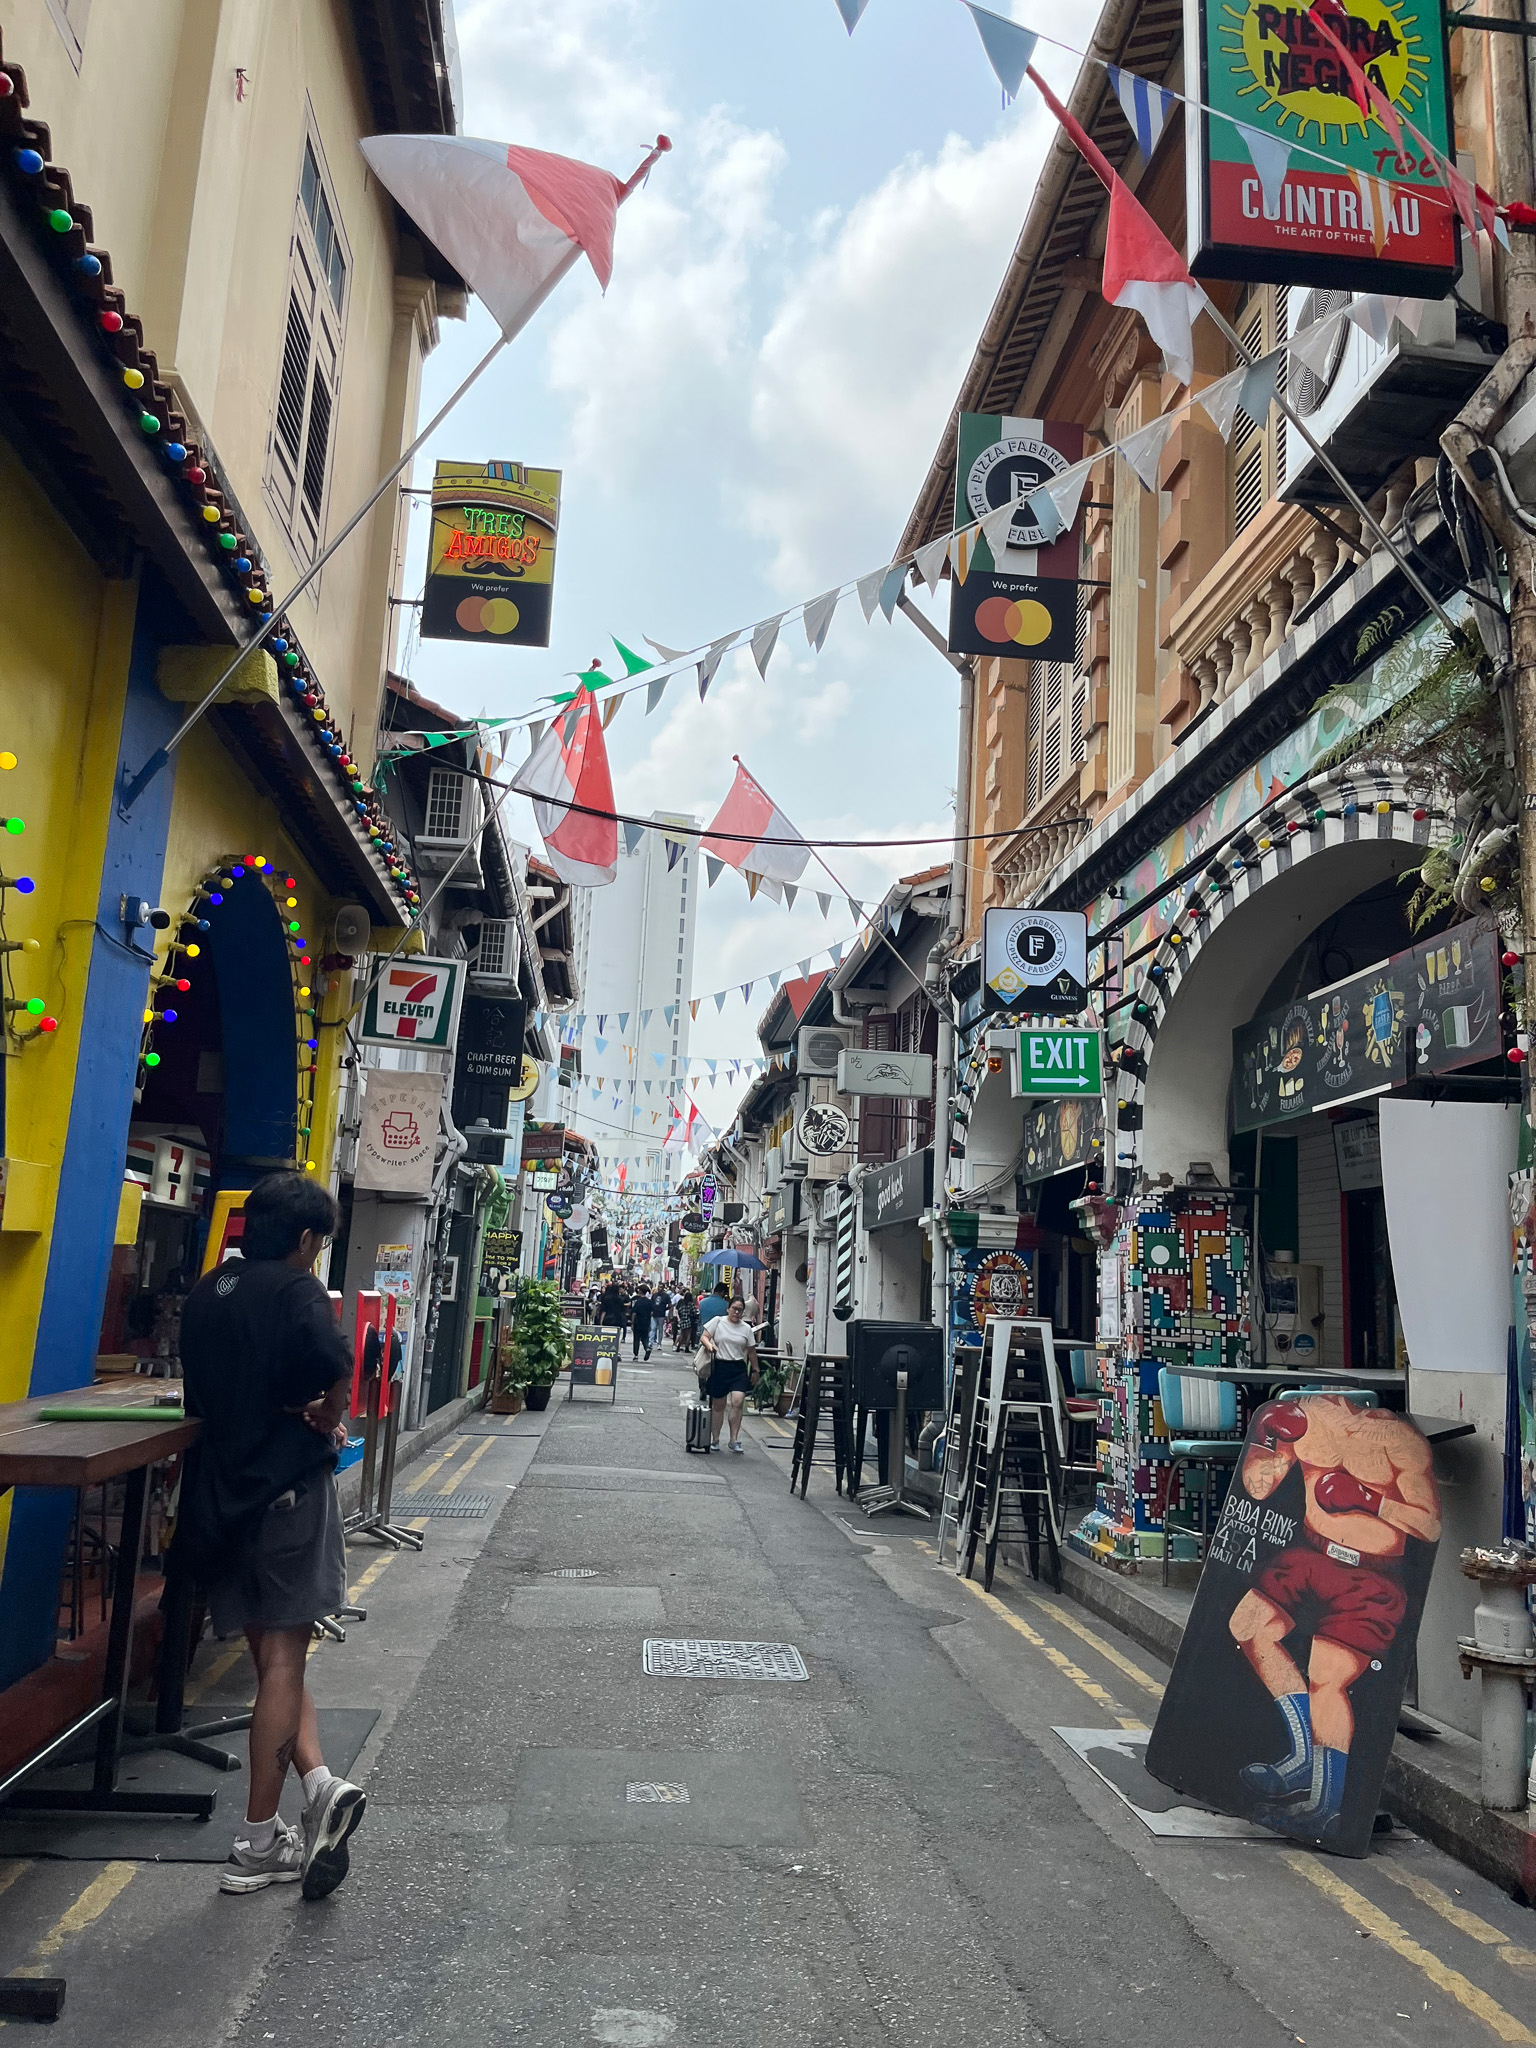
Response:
[[175, 977, 190, 992], [39, 1015, 58, 1034], [1504, 951, 1521, 969]]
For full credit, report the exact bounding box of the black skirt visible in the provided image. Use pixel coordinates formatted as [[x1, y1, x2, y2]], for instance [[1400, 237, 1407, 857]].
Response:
[[706, 1358, 752, 1399]]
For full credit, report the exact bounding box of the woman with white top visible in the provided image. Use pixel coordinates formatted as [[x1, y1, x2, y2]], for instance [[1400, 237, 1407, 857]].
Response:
[[699, 1298, 758, 1453]]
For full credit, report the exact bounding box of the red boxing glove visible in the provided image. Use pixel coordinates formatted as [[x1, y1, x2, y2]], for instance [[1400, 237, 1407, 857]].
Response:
[[1250, 1400, 1309, 1449], [1314, 1468, 1383, 1517]]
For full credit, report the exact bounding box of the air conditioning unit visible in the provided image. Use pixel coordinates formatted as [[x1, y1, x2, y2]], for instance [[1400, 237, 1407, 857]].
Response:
[[415, 766, 483, 885], [797, 1024, 852, 1077], [471, 916, 520, 988], [1281, 289, 1495, 510], [780, 1134, 807, 1181], [764, 1145, 783, 1193]]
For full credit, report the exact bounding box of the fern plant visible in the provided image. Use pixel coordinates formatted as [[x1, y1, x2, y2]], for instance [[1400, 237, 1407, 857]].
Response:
[[509, 1277, 570, 1387]]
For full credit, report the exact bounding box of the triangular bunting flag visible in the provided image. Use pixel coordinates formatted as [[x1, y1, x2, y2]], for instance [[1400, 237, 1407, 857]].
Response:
[[834, 0, 871, 29], [705, 854, 724, 886], [798, 958, 812, 976], [641, 1010, 651, 1026], [963, 2, 1038, 99], [783, 883, 798, 910], [1238, 349, 1282, 427], [1350, 175, 1390, 258], [1118, 414, 1174, 491], [816, 892, 831, 917], [830, 943, 845, 966], [618, 1013, 629, 1031], [741, 983, 753, 1002], [621, 821, 644, 855], [646, 675, 669, 715], [803, 589, 840, 652], [847, 896, 862, 920], [645, 637, 689, 663], [697, 635, 732, 701], [690, 1000, 699, 1019], [1348, 292, 1392, 346], [914, 535, 950, 592], [713, 992, 727, 1012], [751, 614, 783, 679], [769, 972, 781, 991], [878, 563, 907, 620], [1197, 366, 1246, 442], [665, 835, 683, 871], [612, 638, 651, 676], [1025, 486, 1065, 545], [1106, 65, 1178, 160], [856, 569, 886, 621], [1288, 307, 1346, 378], [527, 719, 547, 748], [950, 525, 976, 586], [1234, 122, 1291, 218], [664, 1006, 675, 1022]]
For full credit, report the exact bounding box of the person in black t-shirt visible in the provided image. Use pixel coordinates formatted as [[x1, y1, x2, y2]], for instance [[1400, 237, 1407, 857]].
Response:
[[178, 1172, 366, 1902]]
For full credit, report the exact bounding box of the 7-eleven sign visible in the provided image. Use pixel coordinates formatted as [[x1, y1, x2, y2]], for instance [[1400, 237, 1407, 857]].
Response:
[[359, 955, 464, 1050]]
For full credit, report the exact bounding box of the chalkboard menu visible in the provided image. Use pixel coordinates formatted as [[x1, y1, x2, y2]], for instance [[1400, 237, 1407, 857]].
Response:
[[480, 1228, 522, 1293], [1233, 921, 1501, 1135], [1018, 1096, 1105, 1186]]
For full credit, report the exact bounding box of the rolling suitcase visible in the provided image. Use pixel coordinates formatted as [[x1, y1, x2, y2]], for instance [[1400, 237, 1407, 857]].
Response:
[[684, 1399, 713, 1455]]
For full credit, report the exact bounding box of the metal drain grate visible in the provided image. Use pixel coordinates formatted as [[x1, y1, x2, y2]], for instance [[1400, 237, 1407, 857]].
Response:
[[407, 1492, 496, 1518], [642, 1638, 809, 1682], [545, 1567, 599, 1578], [626, 1781, 690, 1803]]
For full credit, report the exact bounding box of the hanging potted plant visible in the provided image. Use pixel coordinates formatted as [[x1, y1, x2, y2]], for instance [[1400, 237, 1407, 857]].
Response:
[[509, 1277, 569, 1411]]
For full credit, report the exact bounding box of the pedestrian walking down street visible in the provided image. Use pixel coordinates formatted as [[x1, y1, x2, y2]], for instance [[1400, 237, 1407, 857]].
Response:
[[699, 1298, 758, 1453], [630, 1285, 654, 1359], [598, 1277, 627, 1335], [173, 1173, 367, 1901]]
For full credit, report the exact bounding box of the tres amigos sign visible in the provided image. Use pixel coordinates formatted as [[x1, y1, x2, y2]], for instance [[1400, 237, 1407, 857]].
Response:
[[1186, 0, 1457, 294]]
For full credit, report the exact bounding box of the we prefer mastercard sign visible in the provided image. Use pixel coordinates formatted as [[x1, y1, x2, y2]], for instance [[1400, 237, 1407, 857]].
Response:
[[947, 414, 1083, 665], [359, 956, 464, 1051]]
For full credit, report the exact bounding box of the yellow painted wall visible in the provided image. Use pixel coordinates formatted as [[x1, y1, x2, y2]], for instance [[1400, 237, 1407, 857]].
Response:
[[157, 722, 344, 1182], [0, 442, 134, 1401], [4, 0, 435, 767]]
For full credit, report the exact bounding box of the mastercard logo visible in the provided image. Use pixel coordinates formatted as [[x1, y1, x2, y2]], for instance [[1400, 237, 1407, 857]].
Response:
[[973, 594, 1057, 647], [456, 595, 521, 635]]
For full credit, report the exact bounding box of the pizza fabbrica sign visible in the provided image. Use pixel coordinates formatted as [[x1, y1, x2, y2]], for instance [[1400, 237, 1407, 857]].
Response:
[[1185, 0, 1457, 293]]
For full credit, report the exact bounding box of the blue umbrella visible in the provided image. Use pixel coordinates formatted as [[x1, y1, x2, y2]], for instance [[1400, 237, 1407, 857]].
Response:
[[700, 1247, 765, 1270]]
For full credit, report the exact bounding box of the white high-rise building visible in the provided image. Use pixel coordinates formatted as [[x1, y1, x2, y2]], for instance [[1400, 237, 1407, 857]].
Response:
[[568, 812, 698, 1187]]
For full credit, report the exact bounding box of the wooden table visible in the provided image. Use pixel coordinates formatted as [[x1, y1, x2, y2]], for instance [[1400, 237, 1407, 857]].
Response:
[[0, 1382, 210, 1819]]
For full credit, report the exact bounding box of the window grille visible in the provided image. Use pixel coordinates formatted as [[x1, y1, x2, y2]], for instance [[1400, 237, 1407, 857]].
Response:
[[1231, 284, 1289, 538], [267, 137, 348, 561]]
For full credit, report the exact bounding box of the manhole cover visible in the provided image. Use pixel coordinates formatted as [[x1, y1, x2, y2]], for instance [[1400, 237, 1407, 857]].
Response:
[[626, 1782, 690, 1803], [545, 1567, 599, 1578], [408, 1492, 496, 1518], [642, 1639, 809, 1682]]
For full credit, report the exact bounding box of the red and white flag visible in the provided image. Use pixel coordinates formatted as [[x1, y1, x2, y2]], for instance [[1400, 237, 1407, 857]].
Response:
[[359, 136, 625, 339], [1028, 67, 1204, 384], [511, 688, 618, 887], [701, 758, 812, 896]]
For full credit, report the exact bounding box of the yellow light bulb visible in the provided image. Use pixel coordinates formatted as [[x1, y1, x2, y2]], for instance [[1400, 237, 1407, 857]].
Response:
[[299, 985, 311, 999], [143, 1009, 154, 1024], [0, 751, 16, 770], [185, 943, 200, 958], [285, 896, 297, 907]]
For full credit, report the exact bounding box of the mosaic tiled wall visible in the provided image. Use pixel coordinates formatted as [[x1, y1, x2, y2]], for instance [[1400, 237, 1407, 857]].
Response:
[[1073, 1194, 1249, 1567]]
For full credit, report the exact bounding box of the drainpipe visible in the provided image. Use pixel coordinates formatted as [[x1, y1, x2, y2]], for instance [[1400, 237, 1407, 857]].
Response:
[[1457, 1544, 1536, 1809], [406, 1096, 470, 1429]]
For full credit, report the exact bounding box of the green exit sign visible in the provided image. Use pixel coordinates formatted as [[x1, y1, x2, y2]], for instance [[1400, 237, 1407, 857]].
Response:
[[1016, 1028, 1102, 1096]]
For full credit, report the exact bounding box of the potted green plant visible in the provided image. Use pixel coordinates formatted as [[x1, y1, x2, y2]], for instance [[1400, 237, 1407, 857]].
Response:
[[509, 1277, 569, 1411], [750, 1355, 791, 1416]]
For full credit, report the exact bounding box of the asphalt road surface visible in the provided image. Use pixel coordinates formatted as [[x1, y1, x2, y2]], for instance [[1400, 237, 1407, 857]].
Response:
[[4, 1347, 1535, 2046]]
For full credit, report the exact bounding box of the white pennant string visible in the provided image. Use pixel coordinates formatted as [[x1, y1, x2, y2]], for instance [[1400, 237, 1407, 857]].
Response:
[[751, 614, 783, 678], [803, 588, 840, 651]]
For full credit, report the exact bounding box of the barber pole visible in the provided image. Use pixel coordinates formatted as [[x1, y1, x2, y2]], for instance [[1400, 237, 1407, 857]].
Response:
[[833, 1186, 857, 1323]]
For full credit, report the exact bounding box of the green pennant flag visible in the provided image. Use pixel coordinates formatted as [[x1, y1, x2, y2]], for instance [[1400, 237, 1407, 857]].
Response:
[[612, 638, 653, 677]]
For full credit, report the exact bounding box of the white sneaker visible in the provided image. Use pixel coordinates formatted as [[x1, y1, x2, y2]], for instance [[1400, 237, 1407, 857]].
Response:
[[219, 1819, 302, 1893], [730, 1440, 744, 1455], [301, 1777, 367, 1901]]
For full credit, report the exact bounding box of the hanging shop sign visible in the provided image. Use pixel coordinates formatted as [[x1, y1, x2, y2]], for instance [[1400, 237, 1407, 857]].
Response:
[[861, 1148, 934, 1231], [506, 1054, 541, 1102], [359, 956, 463, 1050], [699, 1177, 718, 1214], [1014, 1027, 1103, 1097], [457, 994, 528, 1087], [1186, 0, 1457, 294], [948, 414, 1084, 662], [479, 1228, 522, 1291], [520, 1120, 566, 1165], [796, 1101, 853, 1156], [1019, 1096, 1106, 1186], [355, 1072, 445, 1196], [531, 1170, 560, 1191], [1232, 919, 1500, 1133], [983, 907, 1088, 1017], [766, 1181, 801, 1235], [422, 459, 562, 647], [837, 1049, 934, 1098]]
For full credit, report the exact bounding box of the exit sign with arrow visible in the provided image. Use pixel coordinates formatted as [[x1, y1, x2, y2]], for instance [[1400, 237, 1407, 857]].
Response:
[[1015, 1028, 1102, 1097]]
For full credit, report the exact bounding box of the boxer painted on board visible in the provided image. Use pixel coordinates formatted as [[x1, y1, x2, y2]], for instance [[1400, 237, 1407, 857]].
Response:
[[1227, 1395, 1440, 1842]]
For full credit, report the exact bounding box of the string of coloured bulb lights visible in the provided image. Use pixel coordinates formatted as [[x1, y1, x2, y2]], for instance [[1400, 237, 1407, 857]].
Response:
[[0, 67, 419, 915], [139, 856, 324, 1172], [0, 745, 50, 1045]]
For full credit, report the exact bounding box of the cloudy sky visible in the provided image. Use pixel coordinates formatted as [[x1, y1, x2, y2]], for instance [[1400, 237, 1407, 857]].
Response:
[[396, 0, 1100, 1154]]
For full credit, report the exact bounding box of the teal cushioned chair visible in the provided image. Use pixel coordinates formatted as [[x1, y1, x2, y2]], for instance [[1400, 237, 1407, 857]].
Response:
[[1158, 1368, 1242, 1586]]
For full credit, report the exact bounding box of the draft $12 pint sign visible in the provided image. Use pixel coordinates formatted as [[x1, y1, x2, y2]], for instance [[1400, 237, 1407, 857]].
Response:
[[1184, 0, 1458, 294]]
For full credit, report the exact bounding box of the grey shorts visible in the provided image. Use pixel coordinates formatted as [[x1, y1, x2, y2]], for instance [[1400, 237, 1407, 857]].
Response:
[[207, 1472, 347, 1637]]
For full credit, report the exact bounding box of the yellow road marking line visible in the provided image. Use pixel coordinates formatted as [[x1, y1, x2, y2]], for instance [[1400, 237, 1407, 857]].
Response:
[[954, 1574, 1144, 1729], [0, 1861, 28, 1901], [438, 1436, 494, 1496], [1377, 1862, 1536, 1970], [34, 1861, 136, 1957], [1015, 1591, 1166, 1700], [403, 1438, 463, 1496], [1284, 1852, 1536, 2043]]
